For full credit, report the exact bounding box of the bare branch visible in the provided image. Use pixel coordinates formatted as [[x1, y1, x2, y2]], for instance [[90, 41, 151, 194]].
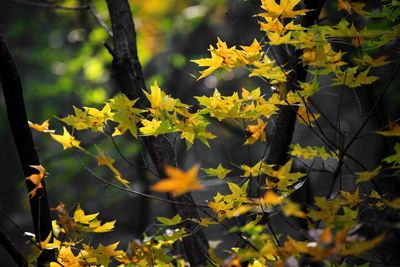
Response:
[[3, 0, 89, 11]]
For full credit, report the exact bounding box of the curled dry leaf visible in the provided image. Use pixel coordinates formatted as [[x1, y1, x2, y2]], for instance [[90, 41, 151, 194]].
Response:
[[26, 165, 46, 198]]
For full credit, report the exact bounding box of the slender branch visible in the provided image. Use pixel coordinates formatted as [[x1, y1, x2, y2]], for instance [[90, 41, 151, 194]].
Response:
[[0, 34, 54, 264], [104, 1, 209, 265], [3, 0, 89, 10], [87, 0, 113, 37], [75, 152, 209, 208]]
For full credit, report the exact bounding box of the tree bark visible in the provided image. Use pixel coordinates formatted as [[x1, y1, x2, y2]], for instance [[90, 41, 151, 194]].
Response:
[[0, 228, 27, 266], [266, 0, 326, 167], [0, 34, 54, 265], [104, 1, 209, 266]]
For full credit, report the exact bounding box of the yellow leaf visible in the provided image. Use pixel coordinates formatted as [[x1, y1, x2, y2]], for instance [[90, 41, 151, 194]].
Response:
[[268, 32, 293, 45], [50, 127, 83, 150], [150, 164, 204, 196], [49, 246, 81, 267], [340, 234, 385, 256], [96, 147, 130, 186], [109, 94, 143, 137], [355, 166, 381, 183], [191, 50, 223, 80], [282, 201, 306, 218], [73, 204, 115, 233], [297, 106, 320, 126], [139, 118, 162, 135], [332, 67, 379, 88], [290, 144, 337, 160], [156, 214, 182, 226], [89, 220, 116, 233], [338, 0, 368, 16], [28, 120, 55, 133], [384, 197, 400, 209], [73, 204, 99, 225], [198, 217, 219, 227], [244, 118, 267, 145], [26, 165, 46, 198], [259, 0, 310, 19], [377, 121, 400, 137], [260, 190, 283, 206], [203, 164, 231, 179], [383, 143, 400, 166], [82, 242, 124, 266]]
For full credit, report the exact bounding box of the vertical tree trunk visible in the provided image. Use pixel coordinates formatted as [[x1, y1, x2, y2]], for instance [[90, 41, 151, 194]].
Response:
[[104, 1, 209, 266], [0, 34, 54, 265]]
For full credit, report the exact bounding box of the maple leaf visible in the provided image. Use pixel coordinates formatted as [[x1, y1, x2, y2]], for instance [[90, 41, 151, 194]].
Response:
[[268, 159, 306, 191], [297, 105, 320, 126], [355, 55, 390, 68], [356, 166, 381, 183], [245, 118, 267, 145], [383, 143, 400, 166], [109, 94, 144, 137], [290, 144, 337, 160], [139, 118, 172, 136], [26, 165, 46, 198], [282, 201, 306, 218], [268, 32, 293, 45], [249, 60, 288, 83], [73, 204, 116, 233], [259, 0, 310, 19], [238, 39, 263, 64], [340, 188, 362, 207], [82, 242, 124, 266], [49, 246, 81, 267], [50, 127, 83, 150], [191, 50, 223, 80], [156, 214, 182, 226], [96, 148, 130, 186], [150, 164, 204, 196], [338, 0, 368, 16], [376, 121, 400, 137], [263, 191, 283, 205], [308, 197, 341, 225], [340, 234, 385, 256], [28, 120, 55, 133], [203, 164, 231, 179], [191, 38, 239, 79], [240, 160, 274, 177], [332, 67, 379, 88]]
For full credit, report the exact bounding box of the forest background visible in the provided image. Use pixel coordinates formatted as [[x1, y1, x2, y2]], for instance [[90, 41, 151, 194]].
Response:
[[0, 0, 400, 266]]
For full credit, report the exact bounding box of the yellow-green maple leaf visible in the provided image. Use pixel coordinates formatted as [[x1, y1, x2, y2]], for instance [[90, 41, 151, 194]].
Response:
[[332, 67, 379, 88], [376, 121, 400, 137], [355, 166, 381, 183], [156, 214, 182, 226], [203, 164, 231, 179]]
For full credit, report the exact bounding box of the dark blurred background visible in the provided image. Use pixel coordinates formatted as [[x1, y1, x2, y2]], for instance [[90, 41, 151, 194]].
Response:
[[0, 0, 399, 265]]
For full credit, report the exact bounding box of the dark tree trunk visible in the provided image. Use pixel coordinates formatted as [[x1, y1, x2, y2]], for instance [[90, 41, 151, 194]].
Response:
[[0, 34, 54, 265], [104, 1, 209, 266]]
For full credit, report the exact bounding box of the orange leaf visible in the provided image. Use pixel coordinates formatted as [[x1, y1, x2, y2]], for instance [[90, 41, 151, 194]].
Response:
[[28, 120, 55, 133], [26, 165, 46, 198], [150, 164, 204, 196]]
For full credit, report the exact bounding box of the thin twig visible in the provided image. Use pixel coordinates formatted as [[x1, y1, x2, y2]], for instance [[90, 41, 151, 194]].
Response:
[[75, 152, 209, 208], [3, 0, 89, 10], [87, 0, 113, 37]]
